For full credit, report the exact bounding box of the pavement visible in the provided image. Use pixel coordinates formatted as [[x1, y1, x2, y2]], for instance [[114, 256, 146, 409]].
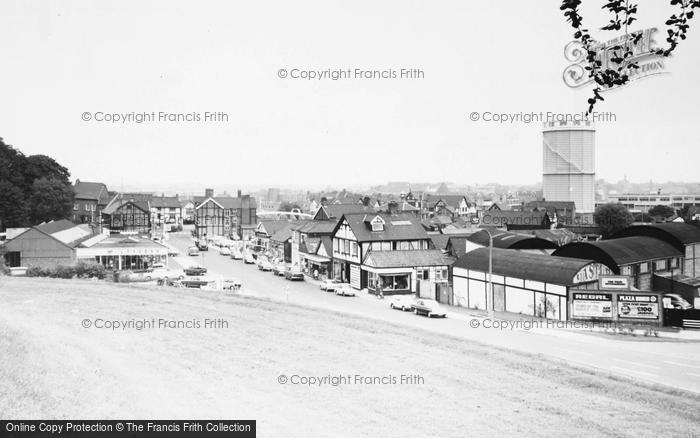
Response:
[[165, 232, 700, 394]]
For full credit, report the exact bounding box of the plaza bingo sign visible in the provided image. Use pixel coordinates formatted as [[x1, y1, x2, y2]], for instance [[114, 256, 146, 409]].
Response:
[[570, 276, 661, 324]]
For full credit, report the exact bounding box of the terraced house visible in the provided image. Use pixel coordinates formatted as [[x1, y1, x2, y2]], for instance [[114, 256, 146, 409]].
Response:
[[331, 212, 452, 295]]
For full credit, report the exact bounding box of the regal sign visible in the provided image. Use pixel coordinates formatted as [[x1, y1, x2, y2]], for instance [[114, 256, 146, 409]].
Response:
[[571, 292, 613, 319], [564, 28, 668, 89]]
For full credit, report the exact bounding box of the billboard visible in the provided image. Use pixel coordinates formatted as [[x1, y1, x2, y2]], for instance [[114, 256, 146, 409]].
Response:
[[617, 294, 659, 320], [571, 292, 613, 319]]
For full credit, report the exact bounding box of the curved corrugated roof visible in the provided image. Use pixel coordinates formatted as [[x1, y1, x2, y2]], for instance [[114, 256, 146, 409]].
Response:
[[452, 248, 598, 286], [467, 229, 558, 250], [611, 223, 700, 251], [552, 236, 681, 273]]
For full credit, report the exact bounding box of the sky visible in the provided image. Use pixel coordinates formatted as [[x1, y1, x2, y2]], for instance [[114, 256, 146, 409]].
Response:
[[1, 0, 699, 193]]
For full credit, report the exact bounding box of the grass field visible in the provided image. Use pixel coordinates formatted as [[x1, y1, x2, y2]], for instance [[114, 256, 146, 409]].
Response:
[[1, 277, 699, 437]]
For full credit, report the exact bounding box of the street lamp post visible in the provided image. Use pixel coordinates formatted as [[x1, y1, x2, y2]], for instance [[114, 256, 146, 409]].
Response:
[[483, 228, 495, 317]]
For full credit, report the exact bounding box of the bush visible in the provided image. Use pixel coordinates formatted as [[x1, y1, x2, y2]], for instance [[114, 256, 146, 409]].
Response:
[[24, 261, 106, 280]]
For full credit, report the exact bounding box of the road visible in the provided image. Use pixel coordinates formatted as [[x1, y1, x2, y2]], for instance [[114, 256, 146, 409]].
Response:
[[167, 232, 700, 394]]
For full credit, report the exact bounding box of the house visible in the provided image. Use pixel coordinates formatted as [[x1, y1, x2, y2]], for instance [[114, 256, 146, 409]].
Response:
[[150, 195, 183, 226], [1, 220, 93, 268], [552, 236, 683, 291], [424, 195, 476, 218], [254, 220, 296, 255], [331, 212, 450, 294], [101, 196, 152, 235], [269, 224, 295, 262], [524, 201, 576, 225], [194, 189, 257, 240], [72, 180, 112, 226]]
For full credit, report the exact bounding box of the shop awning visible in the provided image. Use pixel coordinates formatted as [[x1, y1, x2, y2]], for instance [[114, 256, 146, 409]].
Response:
[[304, 253, 331, 263]]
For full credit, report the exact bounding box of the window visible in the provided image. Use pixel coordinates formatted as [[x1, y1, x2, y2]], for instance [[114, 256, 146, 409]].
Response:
[[351, 242, 358, 257], [74, 203, 78, 211], [638, 263, 649, 274], [655, 260, 667, 271], [621, 266, 632, 276], [380, 274, 410, 291], [344, 240, 350, 255], [670, 258, 678, 268]]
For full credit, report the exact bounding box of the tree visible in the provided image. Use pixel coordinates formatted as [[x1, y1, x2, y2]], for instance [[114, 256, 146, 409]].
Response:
[[648, 205, 676, 218], [0, 181, 29, 229], [361, 196, 371, 206], [0, 137, 74, 230], [594, 203, 633, 238], [28, 177, 74, 224], [279, 201, 301, 212]]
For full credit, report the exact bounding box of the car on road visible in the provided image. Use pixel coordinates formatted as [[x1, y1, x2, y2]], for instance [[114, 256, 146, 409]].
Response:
[[184, 266, 208, 276], [320, 279, 341, 292], [335, 284, 356, 297], [243, 253, 256, 264], [187, 246, 200, 256], [195, 240, 208, 251], [219, 246, 231, 256], [257, 259, 273, 271], [272, 263, 288, 276], [222, 278, 242, 291], [389, 294, 417, 311], [230, 249, 243, 260], [284, 269, 304, 281], [144, 264, 184, 281], [412, 298, 447, 318]]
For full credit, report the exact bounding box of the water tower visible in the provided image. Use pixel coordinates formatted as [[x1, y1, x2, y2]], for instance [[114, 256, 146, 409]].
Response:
[[542, 119, 596, 213]]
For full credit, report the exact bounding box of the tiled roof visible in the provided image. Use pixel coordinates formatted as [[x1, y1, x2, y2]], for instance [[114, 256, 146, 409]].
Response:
[[339, 212, 429, 242], [269, 223, 296, 243], [150, 196, 182, 208], [467, 229, 558, 250], [291, 220, 337, 234], [314, 204, 376, 220], [363, 249, 453, 268], [35, 219, 77, 235], [195, 196, 257, 209], [73, 181, 110, 204]]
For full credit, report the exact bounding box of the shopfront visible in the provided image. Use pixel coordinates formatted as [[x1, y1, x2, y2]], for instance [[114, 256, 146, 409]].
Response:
[[76, 235, 169, 270]]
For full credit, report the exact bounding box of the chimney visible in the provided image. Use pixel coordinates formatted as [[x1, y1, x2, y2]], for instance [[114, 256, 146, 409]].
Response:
[[237, 189, 242, 198], [205, 188, 214, 198]]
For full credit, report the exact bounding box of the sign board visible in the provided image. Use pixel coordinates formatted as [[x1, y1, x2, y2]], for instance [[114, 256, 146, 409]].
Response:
[[350, 264, 361, 290], [600, 276, 630, 290], [571, 292, 613, 319], [617, 294, 659, 320]]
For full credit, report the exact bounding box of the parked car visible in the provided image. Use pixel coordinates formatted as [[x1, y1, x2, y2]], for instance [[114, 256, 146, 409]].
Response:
[[335, 284, 356, 296], [144, 264, 184, 281], [187, 246, 200, 256], [230, 249, 243, 260], [219, 246, 231, 256], [284, 269, 304, 281], [273, 263, 288, 276], [663, 293, 693, 310], [389, 295, 417, 311], [243, 253, 256, 264], [196, 240, 208, 251], [222, 278, 242, 291], [320, 279, 341, 292], [257, 259, 273, 271], [184, 266, 208, 276], [412, 298, 447, 318]]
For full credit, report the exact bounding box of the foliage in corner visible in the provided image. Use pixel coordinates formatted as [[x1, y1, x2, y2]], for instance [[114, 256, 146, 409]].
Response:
[[561, 0, 700, 113]]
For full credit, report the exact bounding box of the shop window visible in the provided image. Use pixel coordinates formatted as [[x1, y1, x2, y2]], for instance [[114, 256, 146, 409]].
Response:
[[505, 287, 534, 316], [380, 274, 410, 291]]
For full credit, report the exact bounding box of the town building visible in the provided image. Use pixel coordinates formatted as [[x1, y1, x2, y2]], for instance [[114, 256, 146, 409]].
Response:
[[253, 220, 296, 255], [1, 220, 93, 268], [72, 180, 112, 226], [101, 197, 152, 235], [76, 234, 168, 270], [452, 248, 613, 320], [331, 212, 446, 294], [552, 236, 683, 290], [607, 192, 700, 213], [542, 119, 596, 213], [149, 195, 183, 226], [194, 189, 257, 240]]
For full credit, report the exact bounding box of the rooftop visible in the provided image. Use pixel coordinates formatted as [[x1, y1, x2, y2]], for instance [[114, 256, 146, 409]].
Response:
[[363, 249, 453, 269]]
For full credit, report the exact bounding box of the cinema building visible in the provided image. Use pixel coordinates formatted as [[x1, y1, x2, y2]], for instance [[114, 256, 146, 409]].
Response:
[[452, 248, 612, 321]]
